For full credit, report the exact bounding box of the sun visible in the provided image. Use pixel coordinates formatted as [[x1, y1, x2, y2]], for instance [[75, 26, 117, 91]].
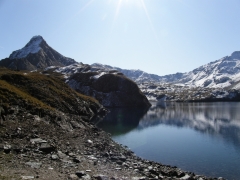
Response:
[[114, 0, 156, 38], [115, 0, 146, 18]]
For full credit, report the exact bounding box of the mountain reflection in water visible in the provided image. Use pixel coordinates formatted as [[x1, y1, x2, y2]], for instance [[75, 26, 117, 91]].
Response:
[[141, 102, 240, 149], [98, 102, 240, 149], [96, 102, 240, 179], [95, 106, 149, 136]]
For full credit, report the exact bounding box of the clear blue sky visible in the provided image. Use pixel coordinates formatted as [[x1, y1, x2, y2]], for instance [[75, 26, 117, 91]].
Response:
[[1, 0, 240, 75]]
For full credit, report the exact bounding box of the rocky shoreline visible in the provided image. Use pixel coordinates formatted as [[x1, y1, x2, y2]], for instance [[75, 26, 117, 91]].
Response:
[[0, 105, 225, 180]]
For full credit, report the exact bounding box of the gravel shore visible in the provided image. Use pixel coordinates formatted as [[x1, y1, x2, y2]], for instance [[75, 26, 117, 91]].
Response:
[[0, 105, 225, 180]]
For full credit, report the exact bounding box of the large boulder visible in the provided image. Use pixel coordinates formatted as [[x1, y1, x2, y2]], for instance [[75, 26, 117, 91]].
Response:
[[68, 72, 151, 107]]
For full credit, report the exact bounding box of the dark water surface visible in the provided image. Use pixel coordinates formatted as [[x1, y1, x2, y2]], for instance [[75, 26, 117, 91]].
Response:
[[96, 102, 240, 179]]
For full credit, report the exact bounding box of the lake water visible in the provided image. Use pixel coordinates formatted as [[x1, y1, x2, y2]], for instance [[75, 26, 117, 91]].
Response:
[[96, 102, 240, 180]]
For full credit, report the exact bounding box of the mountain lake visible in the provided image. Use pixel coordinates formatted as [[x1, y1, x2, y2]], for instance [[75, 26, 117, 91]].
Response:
[[95, 102, 240, 180]]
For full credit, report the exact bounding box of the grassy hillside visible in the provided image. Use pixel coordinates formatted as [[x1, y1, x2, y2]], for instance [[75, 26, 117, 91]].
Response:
[[0, 68, 102, 117]]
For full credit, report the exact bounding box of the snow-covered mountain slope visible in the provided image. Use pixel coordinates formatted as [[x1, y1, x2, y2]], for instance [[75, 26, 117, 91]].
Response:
[[0, 36, 76, 70], [9, 35, 43, 59], [91, 63, 161, 83], [48, 62, 123, 79], [174, 51, 240, 88], [92, 51, 240, 89]]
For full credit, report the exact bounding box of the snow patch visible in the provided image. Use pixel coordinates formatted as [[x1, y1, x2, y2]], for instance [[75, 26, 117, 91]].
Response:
[[9, 36, 43, 59]]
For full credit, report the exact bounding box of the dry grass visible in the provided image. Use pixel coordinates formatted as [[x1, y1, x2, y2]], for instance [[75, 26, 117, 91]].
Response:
[[0, 68, 100, 115]]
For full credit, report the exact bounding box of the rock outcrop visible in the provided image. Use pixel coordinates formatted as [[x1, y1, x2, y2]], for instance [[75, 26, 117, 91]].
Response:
[[44, 63, 151, 107], [68, 72, 151, 107]]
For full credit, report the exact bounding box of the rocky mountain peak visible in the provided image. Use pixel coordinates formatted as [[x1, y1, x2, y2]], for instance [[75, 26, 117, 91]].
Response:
[[0, 35, 76, 70], [9, 35, 44, 59], [28, 35, 44, 43], [230, 51, 240, 60]]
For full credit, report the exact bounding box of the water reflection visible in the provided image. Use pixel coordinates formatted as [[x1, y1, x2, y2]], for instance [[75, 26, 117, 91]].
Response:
[[98, 102, 240, 152], [95, 106, 149, 136], [140, 102, 240, 149], [97, 102, 240, 179]]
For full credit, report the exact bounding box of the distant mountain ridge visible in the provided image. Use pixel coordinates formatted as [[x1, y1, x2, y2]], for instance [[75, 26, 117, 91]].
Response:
[[0, 35, 76, 70], [92, 51, 240, 89], [169, 51, 240, 88], [91, 63, 161, 82]]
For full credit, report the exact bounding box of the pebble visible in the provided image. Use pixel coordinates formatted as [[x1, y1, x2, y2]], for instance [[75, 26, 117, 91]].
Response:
[[69, 174, 78, 180], [75, 171, 85, 178], [21, 176, 35, 179], [180, 174, 191, 180], [87, 140, 93, 144], [25, 162, 42, 169], [51, 154, 59, 160]]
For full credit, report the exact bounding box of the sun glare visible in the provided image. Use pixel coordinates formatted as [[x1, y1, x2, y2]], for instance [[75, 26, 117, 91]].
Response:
[[113, 0, 158, 42], [115, 0, 145, 18]]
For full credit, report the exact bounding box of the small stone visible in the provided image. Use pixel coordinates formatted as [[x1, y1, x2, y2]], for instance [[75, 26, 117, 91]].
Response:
[[68, 152, 75, 157], [73, 157, 81, 163], [148, 166, 153, 170], [119, 155, 126, 162], [122, 162, 129, 167], [82, 174, 91, 180], [149, 169, 159, 176], [12, 145, 22, 153], [30, 138, 47, 144], [177, 171, 186, 178], [76, 171, 85, 178], [69, 174, 78, 180], [88, 155, 97, 160], [3, 144, 11, 153], [87, 140, 93, 144], [57, 151, 68, 159], [25, 162, 42, 169], [51, 154, 59, 160], [21, 176, 35, 179], [103, 152, 109, 157], [39, 143, 55, 153], [116, 160, 123, 165], [180, 174, 191, 180], [93, 174, 108, 180]]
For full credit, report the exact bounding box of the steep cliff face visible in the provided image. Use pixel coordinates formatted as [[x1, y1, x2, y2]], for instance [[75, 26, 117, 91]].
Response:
[[0, 36, 76, 70]]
